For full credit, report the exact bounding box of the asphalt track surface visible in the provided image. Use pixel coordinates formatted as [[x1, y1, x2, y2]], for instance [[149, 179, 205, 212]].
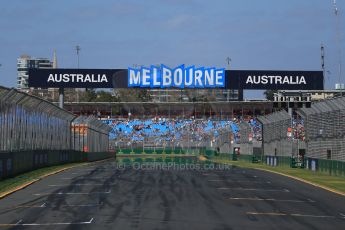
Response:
[[0, 158, 345, 230]]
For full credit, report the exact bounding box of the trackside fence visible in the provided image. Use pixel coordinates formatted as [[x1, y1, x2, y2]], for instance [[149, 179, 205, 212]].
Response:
[[212, 96, 345, 177], [298, 96, 345, 161], [257, 110, 293, 157], [0, 86, 113, 179]]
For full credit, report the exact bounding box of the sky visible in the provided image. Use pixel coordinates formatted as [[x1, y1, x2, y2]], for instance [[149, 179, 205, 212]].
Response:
[[0, 0, 344, 99]]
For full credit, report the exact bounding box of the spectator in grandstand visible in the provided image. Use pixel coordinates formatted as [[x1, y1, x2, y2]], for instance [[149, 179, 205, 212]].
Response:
[[292, 117, 305, 141], [248, 118, 262, 141]]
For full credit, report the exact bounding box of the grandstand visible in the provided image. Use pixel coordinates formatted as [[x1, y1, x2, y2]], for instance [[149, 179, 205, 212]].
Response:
[[103, 118, 238, 151], [90, 93, 345, 175]]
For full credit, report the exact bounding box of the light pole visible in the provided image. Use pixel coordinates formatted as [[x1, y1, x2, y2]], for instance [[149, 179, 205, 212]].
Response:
[[333, 0, 343, 89], [76, 45, 81, 69], [76, 45, 81, 102], [226, 57, 232, 102], [321, 43, 325, 87]]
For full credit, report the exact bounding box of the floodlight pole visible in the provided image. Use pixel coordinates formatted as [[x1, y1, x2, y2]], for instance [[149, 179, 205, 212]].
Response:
[[76, 45, 81, 102], [226, 57, 232, 102], [321, 43, 325, 88], [333, 0, 343, 88], [76, 45, 81, 69]]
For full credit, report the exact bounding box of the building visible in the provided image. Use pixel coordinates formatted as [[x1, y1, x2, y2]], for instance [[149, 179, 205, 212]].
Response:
[[277, 90, 345, 102], [17, 53, 61, 101], [147, 89, 243, 102], [17, 55, 53, 92], [308, 90, 345, 101]]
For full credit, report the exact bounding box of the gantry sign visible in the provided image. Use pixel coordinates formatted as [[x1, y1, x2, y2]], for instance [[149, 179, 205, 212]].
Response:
[[28, 65, 324, 90]]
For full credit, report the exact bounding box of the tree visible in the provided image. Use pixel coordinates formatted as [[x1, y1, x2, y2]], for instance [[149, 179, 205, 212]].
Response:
[[137, 89, 151, 102], [94, 91, 115, 102], [80, 89, 97, 102], [264, 90, 277, 101]]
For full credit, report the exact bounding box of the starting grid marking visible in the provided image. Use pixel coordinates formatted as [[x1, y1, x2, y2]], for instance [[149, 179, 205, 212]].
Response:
[[48, 183, 117, 187], [16, 203, 102, 209], [208, 179, 271, 183], [228, 197, 315, 203], [33, 190, 111, 196], [205, 176, 259, 180], [217, 187, 289, 192], [246, 212, 345, 219], [0, 218, 94, 227], [60, 176, 110, 180]]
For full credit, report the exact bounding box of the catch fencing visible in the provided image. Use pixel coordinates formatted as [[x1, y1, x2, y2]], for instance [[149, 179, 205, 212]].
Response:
[[0, 86, 113, 179], [298, 96, 345, 161], [257, 110, 294, 157], [235, 97, 345, 176], [0, 87, 74, 152], [72, 116, 111, 153]]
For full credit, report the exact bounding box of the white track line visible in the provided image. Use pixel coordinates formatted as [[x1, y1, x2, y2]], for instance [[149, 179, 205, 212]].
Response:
[[15, 220, 23, 225], [33, 190, 111, 196], [60, 176, 110, 180], [60, 204, 101, 207], [247, 212, 335, 219], [17, 203, 101, 208], [208, 179, 271, 183], [0, 218, 94, 227], [290, 213, 335, 218], [23, 218, 94, 226], [217, 188, 289, 192], [228, 197, 315, 203], [48, 183, 116, 187], [16, 203, 46, 208]]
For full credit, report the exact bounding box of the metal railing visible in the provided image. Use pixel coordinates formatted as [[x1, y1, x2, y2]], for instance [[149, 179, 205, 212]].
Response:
[[0, 87, 74, 152], [298, 96, 345, 161], [0, 86, 113, 179], [257, 110, 293, 157]]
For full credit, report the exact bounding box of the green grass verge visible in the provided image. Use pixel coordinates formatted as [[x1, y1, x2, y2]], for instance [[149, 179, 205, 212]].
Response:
[[0, 162, 86, 196], [212, 158, 345, 194]]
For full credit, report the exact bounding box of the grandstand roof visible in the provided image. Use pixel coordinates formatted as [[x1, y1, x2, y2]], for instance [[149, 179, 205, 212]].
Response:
[[62, 101, 274, 117], [298, 96, 345, 116], [257, 110, 290, 125]]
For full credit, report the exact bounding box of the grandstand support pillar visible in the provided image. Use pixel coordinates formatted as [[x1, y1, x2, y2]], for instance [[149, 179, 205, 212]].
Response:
[[59, 88, 64, 109], [288, 107, 293, 117]]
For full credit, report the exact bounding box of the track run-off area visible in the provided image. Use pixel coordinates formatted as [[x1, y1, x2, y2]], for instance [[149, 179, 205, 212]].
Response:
[[0, 157, 344, 230]]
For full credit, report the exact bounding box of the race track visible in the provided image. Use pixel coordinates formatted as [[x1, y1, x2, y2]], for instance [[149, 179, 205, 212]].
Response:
[[0, 158, 344, 230]]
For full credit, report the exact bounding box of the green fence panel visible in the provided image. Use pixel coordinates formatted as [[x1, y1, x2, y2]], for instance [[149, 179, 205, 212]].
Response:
[[238, 154, 252, 162]]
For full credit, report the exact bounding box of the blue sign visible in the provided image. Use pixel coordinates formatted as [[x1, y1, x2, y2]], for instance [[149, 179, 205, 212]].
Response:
[[127, 65, 225, 88]]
